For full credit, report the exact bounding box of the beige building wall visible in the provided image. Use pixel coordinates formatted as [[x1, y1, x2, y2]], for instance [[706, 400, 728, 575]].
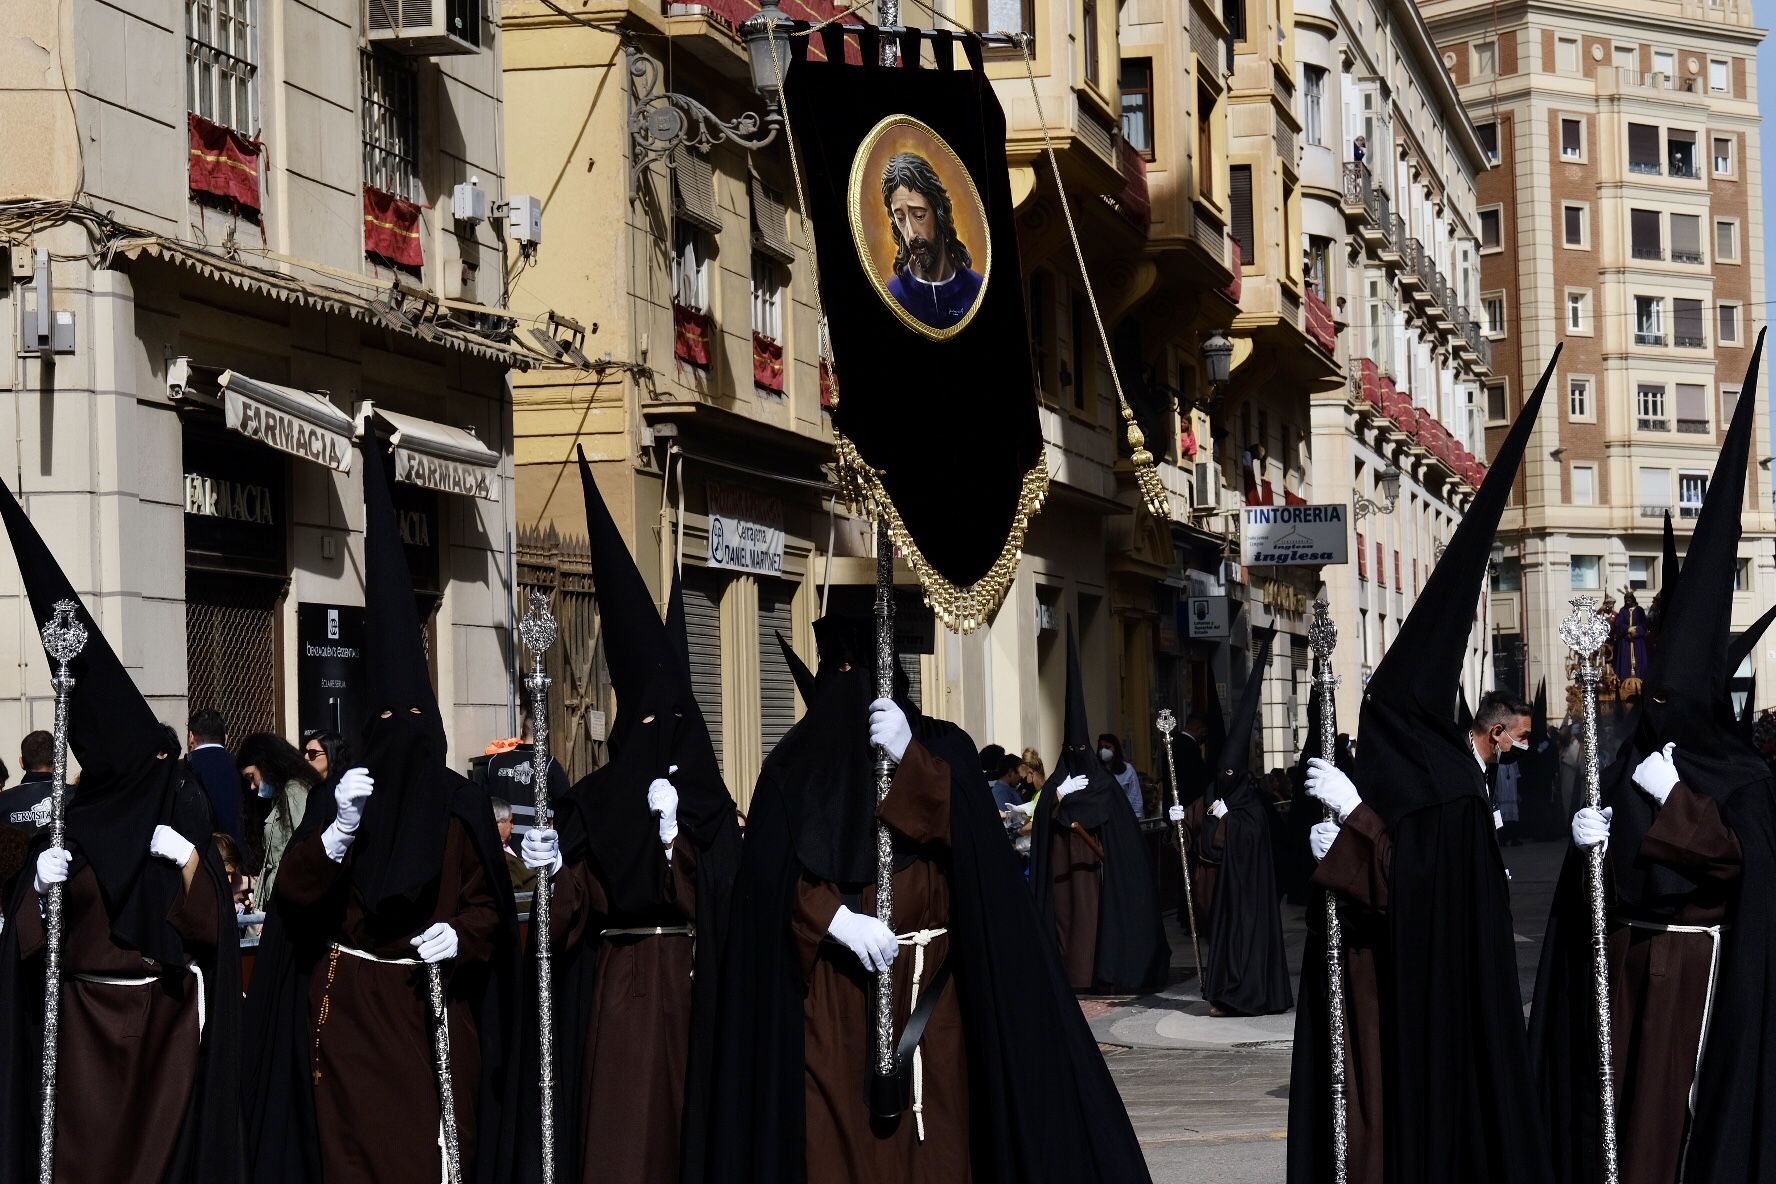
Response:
[[1425, 0, 1772, 716]]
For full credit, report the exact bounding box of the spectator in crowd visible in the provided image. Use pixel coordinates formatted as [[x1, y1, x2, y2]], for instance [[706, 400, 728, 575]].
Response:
[[214, 831, 252, 915], [483, 710, 570, 805], [990, 753, 1028, 812], [979, 742, 1007, 790], [301, 729, 349, 783], [1022, 749, 1047, 797], [186, 708, 241, 841], [490, 796, 535, 894], [1098, 733, 1144, 818], [0, 730, 56, 835], [235, 732, 318, 913]]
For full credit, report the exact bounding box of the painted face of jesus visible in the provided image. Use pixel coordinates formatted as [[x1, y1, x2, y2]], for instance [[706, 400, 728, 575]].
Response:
[[889, 186, 949, 281]]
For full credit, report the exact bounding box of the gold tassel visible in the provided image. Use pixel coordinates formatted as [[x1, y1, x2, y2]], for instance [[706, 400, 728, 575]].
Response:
[[1121, 397, 1172, 521]]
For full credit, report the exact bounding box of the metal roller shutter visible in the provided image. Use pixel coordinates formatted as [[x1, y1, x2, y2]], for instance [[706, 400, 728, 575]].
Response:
[[683, 570, 727, 768], [757, 581, 797, 757]]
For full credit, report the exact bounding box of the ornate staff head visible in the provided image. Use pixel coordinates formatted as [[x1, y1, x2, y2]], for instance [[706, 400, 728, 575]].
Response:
[[519, 590, 558, 672], [1156, 707, 1176, 739], [1309, 597, 1338, 660], [1560, 596, 1610, 686], [41, 600, 87, 687]]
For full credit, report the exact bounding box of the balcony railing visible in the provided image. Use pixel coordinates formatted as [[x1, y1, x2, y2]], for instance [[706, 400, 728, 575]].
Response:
[[1675, 335, 1706, 349], [1376, 190, 1393, 238], [1476, 334, 1492, 368], [1640, 503, 1673, 518], [1402, 237, 1425, 280], [1632, 244, 1664, 261], [1387, 214, 1406, 254], [1343, 161, 1372, 214], [1673, 249, 1704, 264], [1634, 331, 1666, 347], [1677, 418, 1711, 433], [1670, 157, 1699, 179], [1638, 416, 1669, 431], [1630, 160, 1662, 175]]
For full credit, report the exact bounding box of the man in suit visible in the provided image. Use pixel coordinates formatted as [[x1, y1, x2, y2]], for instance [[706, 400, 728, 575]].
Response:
[[186, 708, 241, 841]]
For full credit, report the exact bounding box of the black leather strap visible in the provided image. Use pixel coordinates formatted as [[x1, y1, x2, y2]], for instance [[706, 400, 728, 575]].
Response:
[[893, 953, 952, 1072]]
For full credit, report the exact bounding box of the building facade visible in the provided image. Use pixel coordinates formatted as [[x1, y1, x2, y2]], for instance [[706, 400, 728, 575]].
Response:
[[0, 0, 535, 767], [1424, 0, 1772, 714]]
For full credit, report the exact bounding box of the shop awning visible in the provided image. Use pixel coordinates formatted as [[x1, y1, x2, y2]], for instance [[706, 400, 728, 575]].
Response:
[[361, 404, 501, 501], [219, 371, 355, 472]]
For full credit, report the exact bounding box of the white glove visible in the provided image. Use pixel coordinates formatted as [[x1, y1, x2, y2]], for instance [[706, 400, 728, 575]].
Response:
[[411, 921, 459, 963], [1055, 774, 1089, 799], [149, 824, 197, 867], [1572, 806, 1613, 853], [33, 846, 70, 895], [1633, 743, 1680, 806], [521, 827, 563, 875], [323, 767, 375, 862], [869, 698, 913, 765], [1305, 758, 1361, 822], [1209, 799, 1229, 819], [648, 778, 680, 847], [826, 904, 899, 973], [1309, 819, 1340, 862], [1011, 800, 1036, 819], [1168, 804, 1186, 823]]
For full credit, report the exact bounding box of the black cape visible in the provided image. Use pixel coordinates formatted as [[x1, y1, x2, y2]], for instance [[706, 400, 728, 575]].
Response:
[[704, 694, 1154, 1183]]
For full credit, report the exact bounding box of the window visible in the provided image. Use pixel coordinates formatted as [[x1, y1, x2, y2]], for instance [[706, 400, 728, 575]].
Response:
[[1629, 556, 1656, 590], [1676, 382, 1709, 432], [1714, 135, 1734, 176], [1475, 121, 1500, 164], [1571, 464, 1596, 505], [1636, 383, 1667, 430], [1735, 558, 1752, 591], [1224, 0, 1247, 41], [1671, 214, 1702, 264], [187, 0, 258, 134], [1654, 50, 1676, 78], [1565, 289, 1590, 334], [1491, 556, 1522, 592], [1196, 85, 1216, 203], [1638, 465, 1672, 507], [1473, 40, 1497, 78], [1365, 273, 1393, 371], [1634, 296, 1665, 346], [981, 0, 1034, 40], [1614, 44, 1638, 73], [1628, 123, 1661, 174], [1569, 376, 1592, 420], [1484, 294, 1506, 337], [1679, 471, 1709, 517], [1630, 208, 1662, 260], [1081, 0, 1100, 88], [1479, 207, 1502, 251], [1668, 131, 1698, 179], [1557, 36, 1580, 73], [1485, 380, 1508, 423], [1229, 164, 1255, 269], [361, 51, 419, 200], [1069, 288, 1090, 412], [1302, 66, 1326, 147], [1307, 235, 1334, 297], [751, 254, 784, 343], [1673, 300, 1705, 349], [1563, 203, 1587, 247], [1560, 117, 1584, 161], [1722, 384, 1742, 422], [1716, 219, 1740, 262], [1709, 58, 1730, 93], [1120, 59, 1154, 159], [1571, 556, 1602, 591], [1719, 303, 1742, 344], [672, 221, 712, 312]]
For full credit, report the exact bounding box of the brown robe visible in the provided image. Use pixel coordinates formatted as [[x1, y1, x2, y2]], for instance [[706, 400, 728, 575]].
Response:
[[1180, 797, 1223, 939], [1046, 815, 1104, 991], [279, 818, 500, 1184], [550, 834, 698, 1184], [1314, 803, 1394, 1184], [11, 861, 215, 1184], [792, 741, 970, 1183], [1609, 781, 1741, 1184]]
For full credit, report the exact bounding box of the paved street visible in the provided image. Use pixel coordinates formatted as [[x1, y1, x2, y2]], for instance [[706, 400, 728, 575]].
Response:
[[1093, 837, 1568, 1181]]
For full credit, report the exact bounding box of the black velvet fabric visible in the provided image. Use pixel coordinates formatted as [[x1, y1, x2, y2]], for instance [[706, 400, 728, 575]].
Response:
[[781, 29, 1040, 588]]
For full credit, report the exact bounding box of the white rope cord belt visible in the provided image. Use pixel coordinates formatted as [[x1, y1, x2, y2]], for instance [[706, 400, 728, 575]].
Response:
[[71, 962, 207, 1038], [896, 928, 949, 1143]]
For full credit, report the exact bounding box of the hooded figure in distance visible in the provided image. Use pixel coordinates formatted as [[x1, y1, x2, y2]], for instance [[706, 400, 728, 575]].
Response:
[[0, 475, 241, 1184], [1531, 331, 1776, 1184], [1030, 627, 1169, 995], [1173, 631, 1291, 1017], [706, 617, 1154, 1183], [1287, 351, 1563, 1184], [514, 450, 741, 1184], [242, 434, 519, 1184]]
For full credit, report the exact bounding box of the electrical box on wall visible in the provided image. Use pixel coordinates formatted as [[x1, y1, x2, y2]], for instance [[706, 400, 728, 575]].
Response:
[[20, 249, 74, 355], [451, 178, 488, 224], [506, 195, 542, 244]]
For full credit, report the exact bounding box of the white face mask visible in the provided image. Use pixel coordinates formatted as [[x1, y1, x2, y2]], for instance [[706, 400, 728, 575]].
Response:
[[1098, 747, 1115, 763], [1512, 737, 1530, 752]]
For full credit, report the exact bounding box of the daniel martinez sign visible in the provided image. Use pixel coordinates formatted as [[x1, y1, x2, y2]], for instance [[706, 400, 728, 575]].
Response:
[[707, 482, 786, 575], [1240, 503, 1349, 567]]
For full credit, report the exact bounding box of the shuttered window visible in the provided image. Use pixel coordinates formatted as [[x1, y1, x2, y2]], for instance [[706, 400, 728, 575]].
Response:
[[757, 582, 797, 757], [750, 176, 794, 263], [1229, 165, 1254, 270], [683, 570, 727, 768], [672, 147, 721, 233]]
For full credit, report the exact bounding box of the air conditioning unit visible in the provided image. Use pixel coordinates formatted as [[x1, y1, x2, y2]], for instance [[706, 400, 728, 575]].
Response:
[[365, 0, 483, 56], [1193, 458, 1221, 511]]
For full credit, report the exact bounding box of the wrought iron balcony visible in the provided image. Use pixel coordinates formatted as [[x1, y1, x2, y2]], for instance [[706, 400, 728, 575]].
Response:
[[1343, 161, 1373, 216], [1631, 244, 1664, 261], [1674, 335, 1706, 349], [1677, 418, 1711, 433]]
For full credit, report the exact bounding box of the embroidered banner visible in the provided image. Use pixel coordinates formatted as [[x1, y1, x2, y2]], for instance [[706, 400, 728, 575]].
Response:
[[363, 186, 424, 270], [189, 113, 262, 213], [752, 331, 785, 392]]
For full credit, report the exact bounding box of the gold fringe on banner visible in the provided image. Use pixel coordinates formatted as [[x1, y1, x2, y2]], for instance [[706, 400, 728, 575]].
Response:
[[833, 432, 1050, 634], [1120, 397, 1170, 520]]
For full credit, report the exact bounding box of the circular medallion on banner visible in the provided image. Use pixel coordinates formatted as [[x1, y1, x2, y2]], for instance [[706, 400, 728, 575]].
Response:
[[848, 114, 992, 341]]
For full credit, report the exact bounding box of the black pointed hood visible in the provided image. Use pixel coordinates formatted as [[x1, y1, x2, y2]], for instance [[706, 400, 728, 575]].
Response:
[[1217, 631, 1274, 797], [1047, 624, 1118, 797], [1663, 511, 1681, 602], [1729, 603, 1776, 678], [1530, 679, 1549, 746], [1355, 348, 1559, 824], [775, 630, 816, 704], [0, 474, 192, 961]]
